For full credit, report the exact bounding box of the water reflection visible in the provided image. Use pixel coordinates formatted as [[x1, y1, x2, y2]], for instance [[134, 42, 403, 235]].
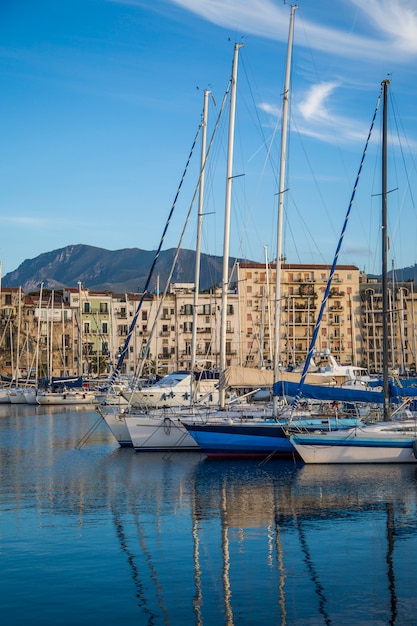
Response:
[[2, 408, 417, 624]]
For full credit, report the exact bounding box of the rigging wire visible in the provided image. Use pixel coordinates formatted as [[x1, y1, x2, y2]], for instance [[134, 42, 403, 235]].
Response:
[[131, 79, 232, 385], [108, 119, 204, 388]]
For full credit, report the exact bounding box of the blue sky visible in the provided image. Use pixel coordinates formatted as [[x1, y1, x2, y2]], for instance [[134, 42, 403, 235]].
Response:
[[1, 0, 417, 279]]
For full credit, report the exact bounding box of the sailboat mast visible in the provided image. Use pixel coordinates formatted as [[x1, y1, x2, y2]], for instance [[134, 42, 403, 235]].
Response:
[[382, 78, 390, 420], [190, 88, 210, 403], [219, 42, 242, 409], [273, 4, 297, 412]]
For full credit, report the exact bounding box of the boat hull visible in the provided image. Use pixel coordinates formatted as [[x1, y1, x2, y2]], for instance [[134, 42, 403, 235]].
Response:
[[36, 391, 97, 405], [290, 430, 417, 464], [126, 414, 198, 451], [182, 414, 361, 459], [182, 421, 295, 458], [100, 410, 132, 447]]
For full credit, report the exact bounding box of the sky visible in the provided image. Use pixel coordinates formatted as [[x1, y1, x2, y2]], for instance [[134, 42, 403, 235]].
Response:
[[1, 0, 417, 279]]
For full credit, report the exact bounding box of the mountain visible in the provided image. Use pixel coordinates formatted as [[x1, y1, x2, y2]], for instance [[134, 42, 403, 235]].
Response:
[[2, 244, 246, 294], [367, 264, 417, 285]]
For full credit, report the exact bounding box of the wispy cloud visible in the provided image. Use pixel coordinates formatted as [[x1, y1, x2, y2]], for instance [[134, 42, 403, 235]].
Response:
[[130, 0, 417, 62], [298, 83, 339, 121], [0, 216, 49, 227], [350, 0, 417, 54], [258, 81, 370, 147]]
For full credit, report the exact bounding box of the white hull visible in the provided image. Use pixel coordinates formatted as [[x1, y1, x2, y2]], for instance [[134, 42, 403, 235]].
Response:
[[8, 389, 28, 404], [23, 389, 39, 404], [126, 387, 220, 408], [126, 413, 199, 451], [36, 391, 98, 405], [100, 409, 132, 447], [124, 371, 220, 409], [290, 421, 417, 464], [0, 389, 11, 403]]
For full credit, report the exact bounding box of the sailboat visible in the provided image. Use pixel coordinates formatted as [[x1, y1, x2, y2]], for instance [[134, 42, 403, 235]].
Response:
[[290, 80, 417, 464], [181, 6, 359, 458], [101, 81, 227, 448], [123, 47, 245, 452]]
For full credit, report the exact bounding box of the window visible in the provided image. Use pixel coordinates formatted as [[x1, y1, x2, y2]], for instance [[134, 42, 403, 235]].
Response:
[[102, 322, 108, 334], [202, 304, 211, 315], [84, 322, 90, 334], [142, 310, 148, 321], [84, 302, 90, 313], [100, 302, 108, 314]]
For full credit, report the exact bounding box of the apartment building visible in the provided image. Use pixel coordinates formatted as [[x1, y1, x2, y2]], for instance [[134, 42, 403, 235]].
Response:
[[111, 284, 240, 378], [2, 267, 417, 380], [237, 262, 363, 369], [361, 277, 417, 374]]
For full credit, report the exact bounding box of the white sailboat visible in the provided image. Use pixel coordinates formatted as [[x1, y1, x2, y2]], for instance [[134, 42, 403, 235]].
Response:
[[101, 82, 222, 447], [124, 369, 220, 409], [36, 388, 98, 406], [182, 6, 309, 458], [290, 80, 417, 464], [123, 49, 242, 451]]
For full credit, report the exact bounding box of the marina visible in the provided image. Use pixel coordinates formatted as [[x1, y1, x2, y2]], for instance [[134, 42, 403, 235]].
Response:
[[2, 403, 417, 624]]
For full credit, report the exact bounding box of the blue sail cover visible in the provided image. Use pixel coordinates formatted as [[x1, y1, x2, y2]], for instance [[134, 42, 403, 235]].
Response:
[[273, 380, 384, 403], [273, 380, 417, 403]]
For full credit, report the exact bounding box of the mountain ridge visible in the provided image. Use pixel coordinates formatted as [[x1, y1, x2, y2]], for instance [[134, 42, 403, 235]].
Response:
[[3, 244, 417, 295], [2, 244, 244, 294]]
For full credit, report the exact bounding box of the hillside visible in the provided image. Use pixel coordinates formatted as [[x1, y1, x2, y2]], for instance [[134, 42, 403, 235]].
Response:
[[2, 244, 244, 294]]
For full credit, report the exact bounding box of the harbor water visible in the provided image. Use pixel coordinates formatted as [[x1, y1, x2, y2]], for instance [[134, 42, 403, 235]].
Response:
[[1, 404, 417, 625]]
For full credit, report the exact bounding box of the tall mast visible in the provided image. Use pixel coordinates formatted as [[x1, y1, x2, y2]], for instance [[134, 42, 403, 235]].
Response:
[[219, 42, 242, 408], [190, 88, 210, 404], [381, 78, 390, 420], [273, 4, 297, 414]]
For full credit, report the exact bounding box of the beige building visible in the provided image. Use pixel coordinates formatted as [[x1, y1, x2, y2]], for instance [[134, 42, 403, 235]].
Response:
[[2, 266, 417, 381], [110, 283, 240, 378], [237, 262, 363, 369], [361, 277, 417, 374]]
